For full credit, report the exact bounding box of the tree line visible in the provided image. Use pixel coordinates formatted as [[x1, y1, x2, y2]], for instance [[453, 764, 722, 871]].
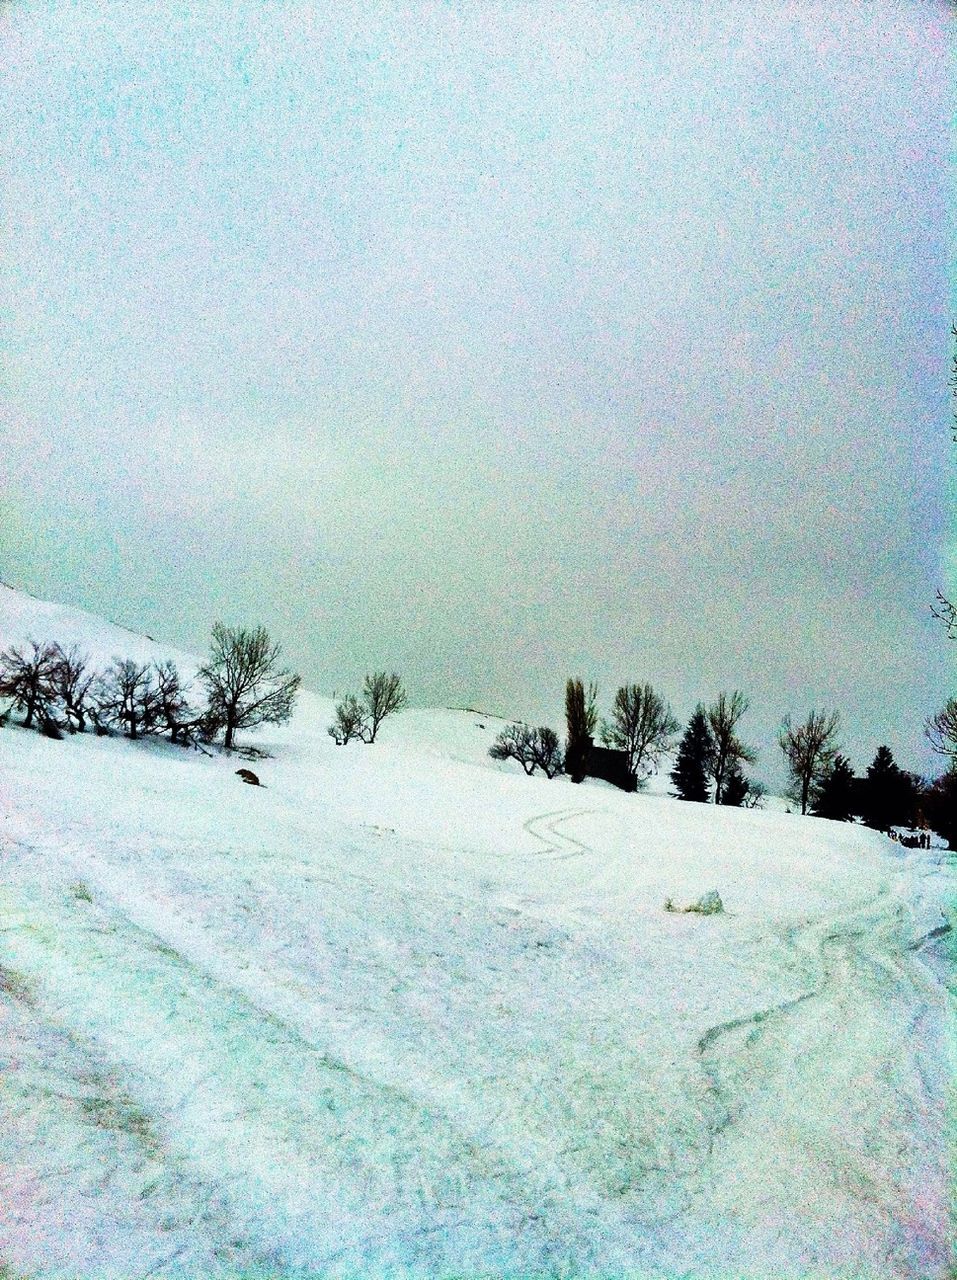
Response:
[[0, 623, 412, 757], [489, 678, 956, 845], [0, 624, 301, 751], [490, 682, 762, 805]]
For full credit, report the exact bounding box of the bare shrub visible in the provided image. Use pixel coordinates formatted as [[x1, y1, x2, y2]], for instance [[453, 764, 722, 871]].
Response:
[[360, 672, 408, 743]]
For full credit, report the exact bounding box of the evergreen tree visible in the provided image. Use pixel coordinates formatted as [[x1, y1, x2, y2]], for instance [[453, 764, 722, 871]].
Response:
[[721, 764, 749, 807], [859, 746, 915, 832], [812, 753, 858, 821], [670, 705, 713, 801]]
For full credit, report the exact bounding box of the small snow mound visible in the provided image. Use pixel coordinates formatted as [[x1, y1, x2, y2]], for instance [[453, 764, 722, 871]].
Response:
[[691, 889, 724, 915], [664, 889, 724, 915]]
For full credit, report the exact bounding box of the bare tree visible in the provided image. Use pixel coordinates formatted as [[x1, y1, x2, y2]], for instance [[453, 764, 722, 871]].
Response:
[[360, 672, 408, 743], [49, 643, 96, 732], [328, 694, 366, 746], [198, 624, 301, 750], [779, 709, 841, 815], [530, 725, 564, 778], [94, 659, 161, 739], [0, 640, 59, 729], [926, 697, 957, 764], [600, 683, 679, 785], [707, 691, 756, 805], [932, 589, 957, 642], [153, 660, 199, 745], [742, 778, 767, 809], [489, 723, 538, 775]]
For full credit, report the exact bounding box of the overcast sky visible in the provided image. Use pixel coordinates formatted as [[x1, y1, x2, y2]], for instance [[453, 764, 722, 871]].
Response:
[[1, 1, 953, 783]]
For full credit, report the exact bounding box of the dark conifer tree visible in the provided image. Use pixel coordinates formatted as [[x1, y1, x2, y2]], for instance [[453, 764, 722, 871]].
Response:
[[812, 754, 858, 821], [670, 705, 713, 802], [860, 746, 915, 832], [721, 764, 749, 807]]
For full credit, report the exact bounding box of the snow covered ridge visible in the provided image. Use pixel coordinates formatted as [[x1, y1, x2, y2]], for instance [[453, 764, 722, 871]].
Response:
[[0, 584, 954, 1279]]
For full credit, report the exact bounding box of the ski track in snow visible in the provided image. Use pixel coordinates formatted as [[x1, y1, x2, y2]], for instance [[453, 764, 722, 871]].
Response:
[[522, 809, 598, 863]]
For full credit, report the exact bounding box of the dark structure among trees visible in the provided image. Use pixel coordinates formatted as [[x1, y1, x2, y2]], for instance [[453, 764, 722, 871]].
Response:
[[584, 742, 637, 791]]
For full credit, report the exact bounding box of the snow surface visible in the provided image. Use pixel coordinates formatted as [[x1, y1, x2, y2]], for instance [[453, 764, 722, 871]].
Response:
[[0, 583, 953, 1279]]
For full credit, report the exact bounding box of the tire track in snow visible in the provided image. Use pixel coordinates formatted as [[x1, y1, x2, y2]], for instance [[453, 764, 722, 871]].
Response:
[[685, 864, 956, 1278], [0, 819, 673, 1279]]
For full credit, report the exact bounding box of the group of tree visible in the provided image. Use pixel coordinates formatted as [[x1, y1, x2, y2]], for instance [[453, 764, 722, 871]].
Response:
[[669, 692, 761, 806], [328, 673, 408, 744], [490, 678, 681, 785], [780, 731, 949, 843], [490, 679, 764, 802], [772, 705, 946, 839], [0, 624, 301, 751]]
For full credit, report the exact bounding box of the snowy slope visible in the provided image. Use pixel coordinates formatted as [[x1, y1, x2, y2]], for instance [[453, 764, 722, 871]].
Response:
[[0, 587, 953, 1280]]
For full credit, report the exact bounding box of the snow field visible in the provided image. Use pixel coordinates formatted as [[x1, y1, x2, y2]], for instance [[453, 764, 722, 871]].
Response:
[[0, 587, 953, 1278]]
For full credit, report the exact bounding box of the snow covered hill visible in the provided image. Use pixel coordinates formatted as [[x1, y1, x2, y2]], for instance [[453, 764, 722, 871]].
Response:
[[0, 585, 953, 1279]]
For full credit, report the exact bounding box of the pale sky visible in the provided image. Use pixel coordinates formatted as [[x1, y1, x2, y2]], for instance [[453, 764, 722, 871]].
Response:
[[1, 1, 953, 783]]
